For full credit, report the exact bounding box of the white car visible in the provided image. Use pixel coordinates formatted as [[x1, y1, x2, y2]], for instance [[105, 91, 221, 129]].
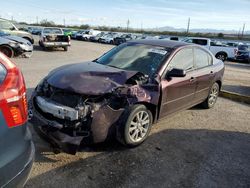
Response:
[[99, 33, 120, 44], [81, 30, 101, 41], [183, 37, 237, 61]]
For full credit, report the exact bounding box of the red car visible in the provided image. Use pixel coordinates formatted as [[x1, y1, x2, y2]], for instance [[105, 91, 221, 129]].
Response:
[[29, 40, 224, 154], [0, 53, 34, 187]]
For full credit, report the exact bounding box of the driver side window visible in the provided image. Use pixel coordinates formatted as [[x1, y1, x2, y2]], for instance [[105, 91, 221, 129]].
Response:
[[168, 48, 194, 71]]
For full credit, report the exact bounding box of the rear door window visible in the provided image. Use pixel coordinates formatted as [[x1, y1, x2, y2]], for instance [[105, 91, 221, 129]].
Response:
[[194, 48, 212, 69], [168, 48, 194, 71]]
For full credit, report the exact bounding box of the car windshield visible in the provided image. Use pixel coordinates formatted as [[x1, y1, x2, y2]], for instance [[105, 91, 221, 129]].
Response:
[[238, 45, 249, 51], [43, 28, 62, 34], [96, 43, 172, 76]]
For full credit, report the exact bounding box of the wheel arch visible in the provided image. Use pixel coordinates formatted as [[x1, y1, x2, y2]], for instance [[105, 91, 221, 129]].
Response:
[[134, 102, 158, 123], [215, 80, 222, 91]]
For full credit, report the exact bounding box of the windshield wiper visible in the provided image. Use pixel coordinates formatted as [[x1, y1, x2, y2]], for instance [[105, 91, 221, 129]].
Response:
[[107, 65, 120, 69]]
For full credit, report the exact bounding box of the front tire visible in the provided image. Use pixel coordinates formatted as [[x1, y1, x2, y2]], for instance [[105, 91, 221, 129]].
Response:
[[0, 45, 14, 58], [63, 46, 68, 51], [201, 82, 220, 109], [117, 105, 153, 147]]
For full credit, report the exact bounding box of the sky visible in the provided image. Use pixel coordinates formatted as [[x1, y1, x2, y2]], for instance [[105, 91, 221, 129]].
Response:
[[1, 0, 250, 31]]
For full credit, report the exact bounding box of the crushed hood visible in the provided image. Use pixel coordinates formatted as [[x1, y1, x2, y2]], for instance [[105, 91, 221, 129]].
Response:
[[46, 62, 139, 95]]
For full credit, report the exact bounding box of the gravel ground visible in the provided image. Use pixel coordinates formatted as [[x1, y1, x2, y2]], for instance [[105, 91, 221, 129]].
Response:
[[223, 62, 250, 96], [14, 38, 250, 188]]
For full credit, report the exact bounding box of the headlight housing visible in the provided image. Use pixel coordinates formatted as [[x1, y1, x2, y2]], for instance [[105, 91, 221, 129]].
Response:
[[8, 41, 19, 48]]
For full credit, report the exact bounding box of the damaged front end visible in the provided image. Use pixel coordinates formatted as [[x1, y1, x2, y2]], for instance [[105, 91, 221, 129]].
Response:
[[29, 62, 160, 154]]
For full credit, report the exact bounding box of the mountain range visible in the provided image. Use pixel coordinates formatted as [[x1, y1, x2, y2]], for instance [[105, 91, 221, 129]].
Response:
[[151, 26, 250, 35]]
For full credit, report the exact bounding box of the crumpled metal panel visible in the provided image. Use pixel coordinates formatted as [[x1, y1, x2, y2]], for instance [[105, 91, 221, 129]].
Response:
[[46, 62, 139, 95]]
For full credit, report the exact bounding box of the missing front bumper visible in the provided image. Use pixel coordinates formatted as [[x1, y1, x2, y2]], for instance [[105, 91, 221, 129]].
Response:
[[29, 95, 125, 154]]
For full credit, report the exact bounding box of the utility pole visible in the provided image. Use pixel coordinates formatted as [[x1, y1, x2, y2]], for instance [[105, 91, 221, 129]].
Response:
[[186, 17, 190, 35], [126, 19, 130, 32], [63, 18, 66, 27], [36, 16, 39, 24], [141, 21, 143, 33], [241, 23, 245, 38]]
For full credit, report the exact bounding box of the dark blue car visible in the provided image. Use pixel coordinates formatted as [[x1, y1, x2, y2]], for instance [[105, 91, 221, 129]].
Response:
[[0, 53, 34, 187], [235, 45, 250, 63]]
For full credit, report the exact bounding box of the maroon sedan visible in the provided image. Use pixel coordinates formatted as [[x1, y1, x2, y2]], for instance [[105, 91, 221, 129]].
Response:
[[29, 40, 224, 154]]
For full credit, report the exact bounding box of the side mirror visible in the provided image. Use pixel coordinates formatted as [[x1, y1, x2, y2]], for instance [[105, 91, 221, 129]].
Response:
[[166, 68, 186, 78]]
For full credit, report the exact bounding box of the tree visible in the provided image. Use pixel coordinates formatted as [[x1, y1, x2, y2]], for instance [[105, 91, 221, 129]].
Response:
[[79, 24, 90, 29], [218, 33, 224, 38], [40, 19, 55, 27]]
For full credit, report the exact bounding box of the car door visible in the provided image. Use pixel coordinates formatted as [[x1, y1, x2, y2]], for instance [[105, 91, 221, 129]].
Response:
[[192, 47, 215, 103], [159, 47, 197, 118]]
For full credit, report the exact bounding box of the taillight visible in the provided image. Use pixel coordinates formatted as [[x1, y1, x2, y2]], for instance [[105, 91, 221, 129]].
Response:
[[0, 53, 27, 128]]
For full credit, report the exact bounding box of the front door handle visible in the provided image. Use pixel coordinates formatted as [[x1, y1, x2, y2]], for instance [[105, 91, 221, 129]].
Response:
[[190, 77, 196, 82]]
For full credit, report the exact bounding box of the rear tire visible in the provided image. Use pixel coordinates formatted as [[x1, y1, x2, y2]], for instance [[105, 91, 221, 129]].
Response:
[[0, 45, 14, 58], [215, 52, 227, 61], [63, 46, 68, 51], [116, 105, 153, 147], [201, 82, 220, 109]]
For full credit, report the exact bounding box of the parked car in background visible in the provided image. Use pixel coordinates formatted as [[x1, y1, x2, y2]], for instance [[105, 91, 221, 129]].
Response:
[[63, 29, 73, 37], [32, 28, 42, 35], [75, 30, 87, 40], [0, 18, 34, 44], [235, 45, 250, 63], [39, 27, 71, 51], [114, 33, 137, 45], [225, 42, 241, 47], [99, 33, 120, 44], [89, 32, 106, 42], [29, 40, 224, 154], [71, 30, 83, 39], [183, 37, 237, 61], [0, 31, 33, 58], [162, 36, 180, 41], [81, 30, 101, 41], [0, 52, 34, 187]]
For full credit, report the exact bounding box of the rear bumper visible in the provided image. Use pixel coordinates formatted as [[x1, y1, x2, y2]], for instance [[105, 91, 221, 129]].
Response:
[[1, 140, 35, 188], [43, 42, 70, 47]]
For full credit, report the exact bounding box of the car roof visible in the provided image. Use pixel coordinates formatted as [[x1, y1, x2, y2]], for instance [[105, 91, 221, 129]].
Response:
[[128, 39, 191, 49]]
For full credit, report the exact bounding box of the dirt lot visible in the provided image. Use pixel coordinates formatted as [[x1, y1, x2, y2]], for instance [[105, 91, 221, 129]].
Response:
[[14, 39, 250, 188]]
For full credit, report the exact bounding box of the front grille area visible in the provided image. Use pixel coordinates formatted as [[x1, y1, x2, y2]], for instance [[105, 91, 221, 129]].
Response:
[[39, 82, 82, 108], [50, 92, 81, 108]]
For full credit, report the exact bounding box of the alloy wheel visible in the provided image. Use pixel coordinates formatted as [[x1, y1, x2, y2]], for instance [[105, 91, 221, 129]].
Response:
[[208, 84, 219, 106], [128, 111, 150, 143]]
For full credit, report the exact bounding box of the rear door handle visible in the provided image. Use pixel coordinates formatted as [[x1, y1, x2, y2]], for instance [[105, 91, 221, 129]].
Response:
[[190, 77, 196, 82]]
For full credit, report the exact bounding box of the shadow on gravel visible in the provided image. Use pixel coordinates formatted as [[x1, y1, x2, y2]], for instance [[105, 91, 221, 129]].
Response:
[[25, 129, 250, 188], [225, 62, 250, 69], [222, 85, 250, 96], [33, 45, 67, 52]]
